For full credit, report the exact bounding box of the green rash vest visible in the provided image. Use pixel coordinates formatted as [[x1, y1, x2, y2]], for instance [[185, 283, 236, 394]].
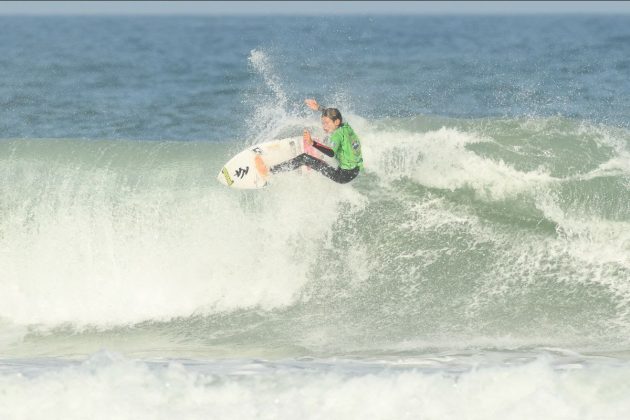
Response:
[[329, 123, 364, 170]]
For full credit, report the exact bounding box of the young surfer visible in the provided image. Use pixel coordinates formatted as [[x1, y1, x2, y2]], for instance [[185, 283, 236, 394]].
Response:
[[258, 99, 364, 184]]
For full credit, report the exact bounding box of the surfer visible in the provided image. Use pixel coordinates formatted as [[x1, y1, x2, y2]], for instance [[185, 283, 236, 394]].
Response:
[[265, 99, 364, 184]]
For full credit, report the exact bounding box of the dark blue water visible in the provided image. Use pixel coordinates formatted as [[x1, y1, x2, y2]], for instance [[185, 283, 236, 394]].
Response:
[[1, 15, 629, 141]]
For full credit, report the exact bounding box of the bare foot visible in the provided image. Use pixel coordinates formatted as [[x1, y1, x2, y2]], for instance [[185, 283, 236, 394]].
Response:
[[254, 155, 269, 177]]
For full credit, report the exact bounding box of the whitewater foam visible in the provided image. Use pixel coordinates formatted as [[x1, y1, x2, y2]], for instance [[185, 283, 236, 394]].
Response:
[[0, 139, 364, 328], [1, 351, 630, 420], [362, 125, 557, 200]]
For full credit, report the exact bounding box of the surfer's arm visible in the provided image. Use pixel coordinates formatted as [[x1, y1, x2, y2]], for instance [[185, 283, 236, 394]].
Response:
[[305, 130, 333, 157], [312, 140, 335, 158], [305, 99, 325, 112]]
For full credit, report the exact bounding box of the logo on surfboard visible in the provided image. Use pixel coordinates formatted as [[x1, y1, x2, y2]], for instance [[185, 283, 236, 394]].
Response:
[[234, 166, 249, 179]]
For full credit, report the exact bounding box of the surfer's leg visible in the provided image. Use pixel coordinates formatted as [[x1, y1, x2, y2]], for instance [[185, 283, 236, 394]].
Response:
[[271, 154, 359, 184], [300, 155, 360, 184], [331, 167, 360, 184], [270, 153, 322, 173]]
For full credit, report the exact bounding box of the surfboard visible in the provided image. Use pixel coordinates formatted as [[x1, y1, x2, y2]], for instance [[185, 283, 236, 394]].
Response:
[[217, 136, 326, 189]]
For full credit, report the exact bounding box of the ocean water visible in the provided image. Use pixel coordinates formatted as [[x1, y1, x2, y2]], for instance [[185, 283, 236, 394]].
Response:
[[1, 14, 630, 419]]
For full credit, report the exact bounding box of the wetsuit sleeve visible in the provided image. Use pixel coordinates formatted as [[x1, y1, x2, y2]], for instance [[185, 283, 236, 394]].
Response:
[[312, 140, 335, 158]]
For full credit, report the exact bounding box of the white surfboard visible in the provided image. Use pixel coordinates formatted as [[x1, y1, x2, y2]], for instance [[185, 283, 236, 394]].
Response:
[[217, 136, 327, 189]]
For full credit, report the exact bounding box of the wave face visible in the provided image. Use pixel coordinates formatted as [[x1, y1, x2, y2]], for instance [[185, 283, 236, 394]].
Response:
[[2, 115, 629, 358]]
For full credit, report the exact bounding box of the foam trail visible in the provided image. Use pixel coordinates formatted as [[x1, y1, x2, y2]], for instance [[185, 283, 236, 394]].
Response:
[[361, 124, 557, 200]]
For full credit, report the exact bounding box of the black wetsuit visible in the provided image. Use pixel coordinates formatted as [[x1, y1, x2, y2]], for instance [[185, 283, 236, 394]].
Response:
[[270, 141, 360, 184]]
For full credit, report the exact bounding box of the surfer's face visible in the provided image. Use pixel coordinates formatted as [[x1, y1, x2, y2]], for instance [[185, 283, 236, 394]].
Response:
[[321, 116, 341, 133]]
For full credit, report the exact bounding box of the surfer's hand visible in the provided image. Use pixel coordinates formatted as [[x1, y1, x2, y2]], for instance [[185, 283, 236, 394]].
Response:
[[303, 129, 313, 145], [304, 99, 319, 111]]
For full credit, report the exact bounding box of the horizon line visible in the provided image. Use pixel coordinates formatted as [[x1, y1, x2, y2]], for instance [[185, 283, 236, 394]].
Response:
[[1, 1, 630, 16]]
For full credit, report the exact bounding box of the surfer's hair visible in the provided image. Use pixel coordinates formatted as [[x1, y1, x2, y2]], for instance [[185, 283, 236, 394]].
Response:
[[322, 108, 343, 123]]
